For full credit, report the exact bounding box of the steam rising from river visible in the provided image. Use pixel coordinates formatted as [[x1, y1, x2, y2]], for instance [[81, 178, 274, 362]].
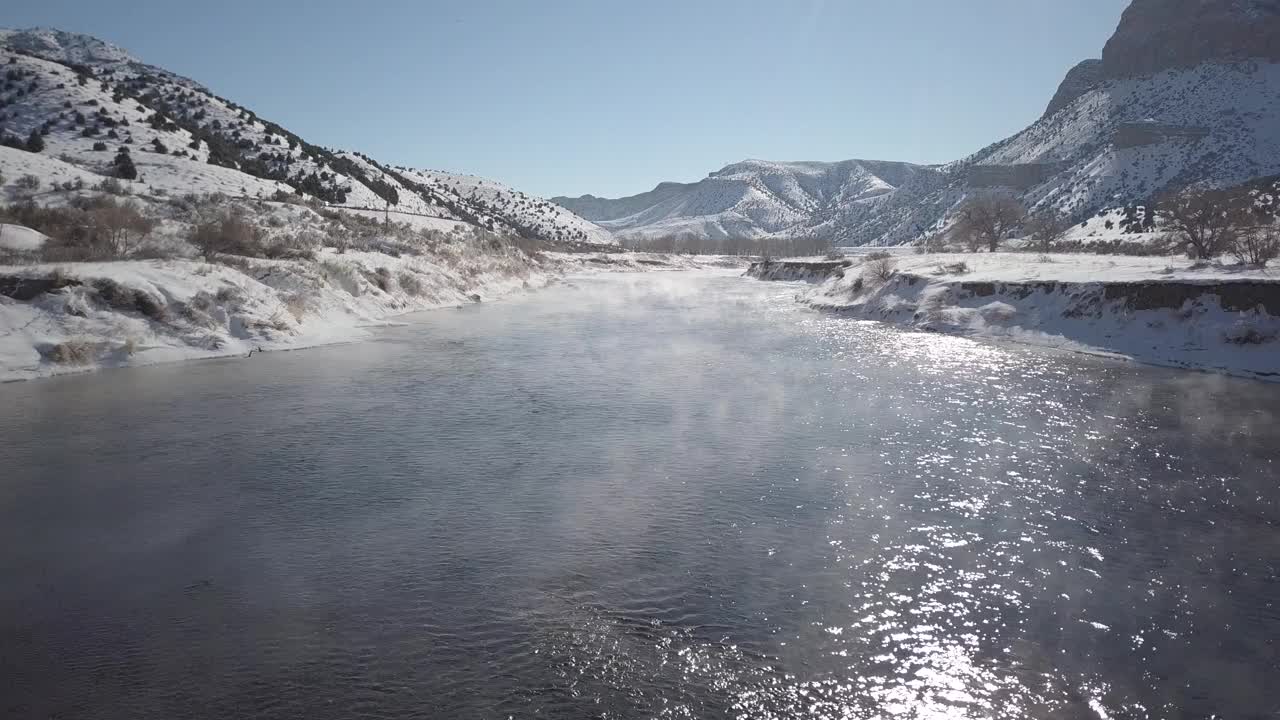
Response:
[[1, 270, 1276, 718]]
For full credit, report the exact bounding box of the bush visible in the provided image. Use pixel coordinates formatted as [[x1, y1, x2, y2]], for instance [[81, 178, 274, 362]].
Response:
[[865, 256, 897, 281], [189, 213, 265, 258], [83, 199, 155, 256], [399, 271, 424, 296], [92, 141, 108, 151], [917, 233, 949, 253], [283, 294, 310, 323], [1230, 225, 1280, 267], [93, 177, 130, 195], [92, 278, 167, 320], [259, 230, 322, 260], [15, 174, 40, 191], [43, 339, 94, 365]]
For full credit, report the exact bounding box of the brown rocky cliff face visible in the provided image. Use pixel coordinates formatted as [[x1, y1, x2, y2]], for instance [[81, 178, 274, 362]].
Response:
[[1042, 0, 1280, 116], [1043, 59, 1105, 117], [1100, 0, 1280, 78]]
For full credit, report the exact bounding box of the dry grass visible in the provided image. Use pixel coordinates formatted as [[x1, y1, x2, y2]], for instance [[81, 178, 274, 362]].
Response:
[[44, 339, 95, 365], [283, 294, 310, 323], [399, 271, 425, 296]]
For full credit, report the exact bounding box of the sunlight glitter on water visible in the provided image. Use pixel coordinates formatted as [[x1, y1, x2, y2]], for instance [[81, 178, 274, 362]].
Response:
[[1, 273, 1277, 719]]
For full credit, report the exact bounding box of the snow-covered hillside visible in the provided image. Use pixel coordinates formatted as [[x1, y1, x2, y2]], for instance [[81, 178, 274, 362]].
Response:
[[749, 253, 1280, 380], [556, 0, 1280, 247], [0, 28, 611, 246], [555, 159, 946, 242]]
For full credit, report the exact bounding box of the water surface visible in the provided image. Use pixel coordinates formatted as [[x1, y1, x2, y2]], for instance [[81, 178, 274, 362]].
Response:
[[1, 271, 1277, 719]]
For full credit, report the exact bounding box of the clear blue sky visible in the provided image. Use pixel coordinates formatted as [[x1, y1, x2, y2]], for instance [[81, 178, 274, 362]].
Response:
[[7, 0, 1128, 198]]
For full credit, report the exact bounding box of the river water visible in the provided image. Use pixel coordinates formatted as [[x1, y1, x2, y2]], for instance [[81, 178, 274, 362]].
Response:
[[1, 270, 1277, 719]]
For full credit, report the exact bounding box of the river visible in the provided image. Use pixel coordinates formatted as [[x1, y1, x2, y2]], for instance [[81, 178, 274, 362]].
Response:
[[1, 270, 1277, 719]]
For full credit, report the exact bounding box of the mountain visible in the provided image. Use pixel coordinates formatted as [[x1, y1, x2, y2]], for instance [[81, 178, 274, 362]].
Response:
[[0, 28, 612, 246], [558, 0, 1280, 246], [554, 159, 948, 244]]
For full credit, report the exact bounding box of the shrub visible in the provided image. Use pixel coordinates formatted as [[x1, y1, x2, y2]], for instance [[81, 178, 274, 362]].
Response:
[[93, 177, 129, 195], [15, 174, 40, 191], [84, 199, 155, 256], [44, 339, 95, 365], [283, 294, 310, 323], [91, 278, 167, 320], [258, 230, 322, 260], [398, 271, 424, 296], [215, 285, 244, 305], [1230, 225, 1280, 267], [917, 233, 949, 253], [865, 256, 897, 281], [92, 141, 108, 151], [189, 213, 265, 258]]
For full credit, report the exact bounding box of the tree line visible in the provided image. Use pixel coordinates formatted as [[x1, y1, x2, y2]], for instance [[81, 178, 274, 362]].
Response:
[[925, 189, 1279, 266], [621, 234, 834, 257]]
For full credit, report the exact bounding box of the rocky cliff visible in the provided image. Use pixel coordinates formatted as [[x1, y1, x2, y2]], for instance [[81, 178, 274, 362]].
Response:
[[1099, 0, 1280, 79]]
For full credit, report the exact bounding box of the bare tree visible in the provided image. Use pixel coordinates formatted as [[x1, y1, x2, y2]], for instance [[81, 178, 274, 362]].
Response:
[[864, 255, 897, 281], [1158, 189, 1245, 260], [1023, 212, 1069, 252], [952, 195, 1026, 252], [88, 200, 154, 256], [1230, 223, 1280, 267]]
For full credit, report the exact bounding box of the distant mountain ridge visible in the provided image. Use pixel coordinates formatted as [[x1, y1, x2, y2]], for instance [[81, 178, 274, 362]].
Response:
[[554, 159, 947, 244], [0, 28, 613, 246], [557, 0, 1280, 246]]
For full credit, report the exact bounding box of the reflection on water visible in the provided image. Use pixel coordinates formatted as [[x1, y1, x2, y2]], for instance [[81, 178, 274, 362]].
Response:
[[0, 271, 1277, 719]]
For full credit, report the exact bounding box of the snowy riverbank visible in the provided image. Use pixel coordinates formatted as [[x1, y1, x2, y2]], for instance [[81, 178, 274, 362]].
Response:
[[749, 253, 1280, 380], [0, 249, 741, 383]]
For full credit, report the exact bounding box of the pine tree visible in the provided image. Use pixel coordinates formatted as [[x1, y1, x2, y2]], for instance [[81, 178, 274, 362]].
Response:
[[24, 128, 44, 153], [113, 147, 138, 180]]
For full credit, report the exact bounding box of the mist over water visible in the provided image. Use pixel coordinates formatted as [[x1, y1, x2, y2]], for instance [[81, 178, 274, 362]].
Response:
[[1, 271, 1277, 719]]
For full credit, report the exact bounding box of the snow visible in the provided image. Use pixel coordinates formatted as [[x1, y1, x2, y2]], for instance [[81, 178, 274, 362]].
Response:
[[849, 252, 1277, 284], [0, 248, 539, 382], [0, 29, 611, 246], [0, 240, 740, 383], [0, 223, 47, 251], [557, 159, 936, 242], [754, 252, 1280, 381], [556, 59, 1280, 247]]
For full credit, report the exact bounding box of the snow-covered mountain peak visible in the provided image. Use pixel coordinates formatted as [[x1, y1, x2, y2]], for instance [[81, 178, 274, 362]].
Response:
[[0, 28, 611, 246], [0, 27, 138, 66]]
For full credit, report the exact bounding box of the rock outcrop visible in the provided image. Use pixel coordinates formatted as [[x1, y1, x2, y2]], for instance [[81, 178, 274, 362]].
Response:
[[1100, 0, 1280, 79], [1043, 59, 1105, 117]]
